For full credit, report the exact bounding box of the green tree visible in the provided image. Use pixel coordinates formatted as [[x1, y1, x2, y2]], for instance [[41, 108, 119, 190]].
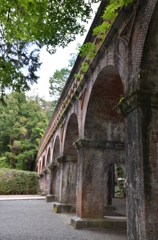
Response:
[[0, 1, 133, 97], [49, 53, 77, 112], [32, 95, 55, 122], [0, 1, 96, 98], [49, 68, 70, 101], [0, 40, 41, 103], [0, 92, 48, 170], [0, 0, 95, 52]]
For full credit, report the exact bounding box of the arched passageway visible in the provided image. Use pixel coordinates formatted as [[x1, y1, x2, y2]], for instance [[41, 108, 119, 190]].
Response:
[[47, 148, 51, 166], [49, 136, 60, 201], [42, 157, 45, 170], [112, 164, 126, 216], [43, 148, 52, 194], [58, 113, 79, 204], [39, 156, 46, 193], [85, 66, 124, 142], [36, 1, 158, 238], [75, 66, 125, 219]]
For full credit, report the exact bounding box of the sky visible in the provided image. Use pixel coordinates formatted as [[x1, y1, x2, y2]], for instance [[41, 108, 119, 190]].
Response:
[[27, 3, 100, 101], [32, 38, 82, 101]]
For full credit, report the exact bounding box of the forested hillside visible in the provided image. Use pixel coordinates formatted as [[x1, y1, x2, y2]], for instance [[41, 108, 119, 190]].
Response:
[[0, 92, 49, 171]]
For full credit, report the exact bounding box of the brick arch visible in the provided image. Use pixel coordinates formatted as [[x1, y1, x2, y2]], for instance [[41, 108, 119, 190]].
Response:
[[63, 113, 79, 156], [39, 159, 42, 173], [131, 0, 157, 87], [104, 162, 126, 203], [40, 159, 43, 172], [49, 135, 61, 200], [74, 65, 125, 219], [42, 156, 45, 170], [84, 65, 124, 141], [46, 147, 51, 166], [140, 1, 158, 92], [58, 113, 79, 204], [52, 135, 60, 164], [100, 149, 126, 208]]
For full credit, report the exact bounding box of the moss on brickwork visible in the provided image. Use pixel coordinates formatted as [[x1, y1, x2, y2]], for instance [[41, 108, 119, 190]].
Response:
[[0, 169, 38, 194]]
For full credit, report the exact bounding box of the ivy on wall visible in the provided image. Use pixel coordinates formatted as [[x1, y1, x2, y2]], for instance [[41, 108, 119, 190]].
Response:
[[75, 0, 133, 78]]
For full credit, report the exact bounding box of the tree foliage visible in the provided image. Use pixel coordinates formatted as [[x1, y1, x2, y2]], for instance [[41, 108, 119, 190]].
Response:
[[49, 68, 70, 101], [0, 169, 38, 194], [0, 0, 98, 97], [0, 0, 134, 98], [49, 53, 77, 111], [0, 0, 94, 53], [0, 92, 48, 170], [33, 95, 55, 122], [0, 40, 41, 102]]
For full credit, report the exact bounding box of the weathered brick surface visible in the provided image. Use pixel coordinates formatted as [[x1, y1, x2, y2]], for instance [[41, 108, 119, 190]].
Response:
[[60, 160, 77, 204], [36, 1, 158, 239], [75, 139, 125, 218], [39, 176, 45, 193]]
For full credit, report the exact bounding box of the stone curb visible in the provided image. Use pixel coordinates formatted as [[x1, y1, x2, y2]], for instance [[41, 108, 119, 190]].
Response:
[[0, 195, 46, 201]]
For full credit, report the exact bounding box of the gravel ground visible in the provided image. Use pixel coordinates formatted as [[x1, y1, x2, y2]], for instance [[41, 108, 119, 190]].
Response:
[[0, 200, 127, 240]]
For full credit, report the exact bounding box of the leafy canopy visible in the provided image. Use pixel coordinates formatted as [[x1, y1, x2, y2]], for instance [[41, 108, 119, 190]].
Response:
[[0, 40, 41, 103], [49, 53, 77, 111], [49, 68, 70, 101], [0, 92, 48, 170], [0, 0, 98, 98], [0, 0, 133, 99], [0, 0, 94, 53]]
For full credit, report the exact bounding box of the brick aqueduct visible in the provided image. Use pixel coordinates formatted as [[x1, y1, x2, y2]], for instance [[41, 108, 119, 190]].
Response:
[[36, 1, 158, 239]]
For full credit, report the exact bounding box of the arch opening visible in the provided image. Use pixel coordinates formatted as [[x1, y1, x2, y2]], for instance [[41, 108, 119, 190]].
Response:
[[49, 136, 60, 199], [47, 148, 51, 166], [42, 157, 45, 170], [76, 65, 126, 219], [85, 66, 124, 142], [64, 113, 79, 156], [53, 136, 60, 165], [61, 113, 79, 204]]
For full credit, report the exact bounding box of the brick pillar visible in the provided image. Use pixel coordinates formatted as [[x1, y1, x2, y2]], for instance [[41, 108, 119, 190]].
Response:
[[115, 90, 158, 240], [48, 163, 58, 195], [45, 163, 59, 202], [57, 155, 77, 204], [74, 139, 125, 218], [39, 173, 44, 193], [48, 168, 53, 194], [43, 168, 50, 195]]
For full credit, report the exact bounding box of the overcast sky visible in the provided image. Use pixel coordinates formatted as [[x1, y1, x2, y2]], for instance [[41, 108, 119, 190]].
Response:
[[27, 3, 100, 101]]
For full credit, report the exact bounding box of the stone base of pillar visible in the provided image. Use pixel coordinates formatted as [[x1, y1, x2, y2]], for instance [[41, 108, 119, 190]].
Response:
[[71, 216, 127, 229], [46, 194, 57, 203], [53, 203, 76, 213], [41, 192, 47, 196]]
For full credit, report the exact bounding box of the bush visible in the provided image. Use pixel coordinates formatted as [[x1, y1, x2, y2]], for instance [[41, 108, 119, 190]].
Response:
[[0, 168, 39, 195]]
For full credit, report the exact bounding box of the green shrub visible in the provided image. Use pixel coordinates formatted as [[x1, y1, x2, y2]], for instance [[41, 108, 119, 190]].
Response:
[[0, 168, 38, 195]]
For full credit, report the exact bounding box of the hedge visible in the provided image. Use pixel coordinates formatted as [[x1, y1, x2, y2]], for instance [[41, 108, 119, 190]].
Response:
[[0, 169, 39, 194]]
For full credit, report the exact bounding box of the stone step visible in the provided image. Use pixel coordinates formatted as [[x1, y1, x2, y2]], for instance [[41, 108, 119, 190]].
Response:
[[71, 216, 127, 229]]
